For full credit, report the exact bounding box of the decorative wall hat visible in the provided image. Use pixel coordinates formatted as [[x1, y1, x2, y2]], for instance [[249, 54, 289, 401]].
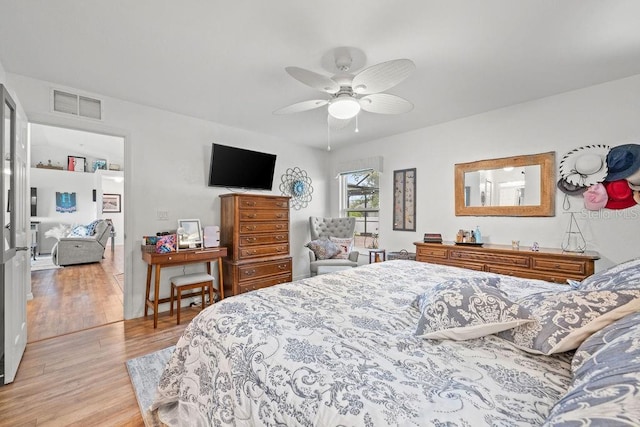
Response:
[[556, 178, 587, 196], [582, 183, 608, 211], [559, 144, 610, 186], [603, 179, 637, 210], [604, 143, 640, 182], [625, 167, 640, 191]]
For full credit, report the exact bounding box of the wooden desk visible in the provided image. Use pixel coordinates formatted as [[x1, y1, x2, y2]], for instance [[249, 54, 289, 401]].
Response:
[[141, 247, 227, 328]]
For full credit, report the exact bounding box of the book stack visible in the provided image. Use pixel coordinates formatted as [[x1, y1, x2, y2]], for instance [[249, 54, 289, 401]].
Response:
[[423, 233, 443, 243]]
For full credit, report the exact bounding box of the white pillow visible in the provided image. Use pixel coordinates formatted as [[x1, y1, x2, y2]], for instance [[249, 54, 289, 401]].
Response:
[[329, 236, 353, 259]]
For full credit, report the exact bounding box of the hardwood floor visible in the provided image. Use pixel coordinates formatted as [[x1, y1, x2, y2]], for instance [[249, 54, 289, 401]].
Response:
[[0, 308, 199, 426], [2, 248, 201, 425], [27, 246, 125, 342]]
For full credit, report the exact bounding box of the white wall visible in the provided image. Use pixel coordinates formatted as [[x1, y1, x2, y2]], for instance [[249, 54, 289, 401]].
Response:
[[8, 73, 330, 319], [330, 74, 640, 270]]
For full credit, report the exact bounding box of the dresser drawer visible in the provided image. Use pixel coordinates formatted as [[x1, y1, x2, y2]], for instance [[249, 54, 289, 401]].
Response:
[[416, 246, 448, 260], [239, 210, 288, 222], [238, 196, 289, 210], [146, 252, 187, 264], [239, 244, 289, 259], [239, 222, 288, 234], [487, 265, 573, 284], [238, 258, 292, 281], [240, 232, 289, 246], [236, 273, 292, 294], [449, 250, 530, 268], [531, 258, 587, 275]]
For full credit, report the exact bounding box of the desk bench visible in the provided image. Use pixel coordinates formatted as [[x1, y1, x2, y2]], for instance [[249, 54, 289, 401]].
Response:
[[141, 247, 227, 328]]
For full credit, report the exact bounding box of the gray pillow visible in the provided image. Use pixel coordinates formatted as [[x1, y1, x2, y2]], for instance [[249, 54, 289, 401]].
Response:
[[497, 288, 640, 355], [576, 257, 640, 291], [415, 277, 533, 340], [544, 312, 640, 425], [305, 238, 341, 260]]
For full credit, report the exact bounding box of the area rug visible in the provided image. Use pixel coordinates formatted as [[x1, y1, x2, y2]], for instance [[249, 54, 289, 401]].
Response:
[[126, 345, 175, 427], [31, 255, 61, 271]]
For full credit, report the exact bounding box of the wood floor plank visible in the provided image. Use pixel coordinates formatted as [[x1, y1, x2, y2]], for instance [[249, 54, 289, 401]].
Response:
[[0, 245, 203, 425]]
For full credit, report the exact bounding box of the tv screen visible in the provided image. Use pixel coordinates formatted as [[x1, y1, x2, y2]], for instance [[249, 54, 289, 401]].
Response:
[[208, 143, 277, 190]]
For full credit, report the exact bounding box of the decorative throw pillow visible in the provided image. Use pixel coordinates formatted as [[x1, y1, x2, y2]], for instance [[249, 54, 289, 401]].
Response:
[[546, 312, 640, 425], [576, 257, 640, 291], [86, 219, 101, 236], [68, 225, 89, 237], [414, 277, 532, 341], [496, 288, 640, 355], [306, 238, 341, 260], [329, 236, 353, 259]]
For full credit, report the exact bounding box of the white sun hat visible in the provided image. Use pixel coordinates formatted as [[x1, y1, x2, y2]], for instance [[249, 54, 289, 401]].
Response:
[[559, 144, 610, 187]]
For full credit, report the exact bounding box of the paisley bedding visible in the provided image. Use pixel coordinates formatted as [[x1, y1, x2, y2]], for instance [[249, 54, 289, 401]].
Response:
[[151, 260, 581, 426]]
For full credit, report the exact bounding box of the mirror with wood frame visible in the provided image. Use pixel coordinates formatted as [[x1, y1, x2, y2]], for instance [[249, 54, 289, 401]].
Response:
[[454, 151, 556, 216]]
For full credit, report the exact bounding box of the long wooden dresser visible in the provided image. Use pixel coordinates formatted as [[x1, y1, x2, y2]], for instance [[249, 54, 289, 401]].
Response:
[[414, 242, 599, 284], [220, 194, 292, 295]]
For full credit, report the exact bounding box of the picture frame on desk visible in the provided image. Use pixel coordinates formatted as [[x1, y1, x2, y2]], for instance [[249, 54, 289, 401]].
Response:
[[177, 219, 203, 250]]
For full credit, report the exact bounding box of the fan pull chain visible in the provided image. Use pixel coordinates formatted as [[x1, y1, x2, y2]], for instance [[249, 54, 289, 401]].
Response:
[[355, 114, 359, 133], [327, 117, 331, 151]]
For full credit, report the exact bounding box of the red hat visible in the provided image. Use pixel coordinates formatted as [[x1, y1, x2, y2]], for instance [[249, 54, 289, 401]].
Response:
[[604, 180, 637, 210]]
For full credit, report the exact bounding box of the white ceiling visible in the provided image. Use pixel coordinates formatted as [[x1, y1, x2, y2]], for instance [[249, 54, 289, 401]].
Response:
[[1, 0, 640, 150]]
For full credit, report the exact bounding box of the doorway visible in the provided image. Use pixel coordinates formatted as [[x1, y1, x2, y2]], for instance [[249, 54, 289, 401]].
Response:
[[28, 124, 125, 342]]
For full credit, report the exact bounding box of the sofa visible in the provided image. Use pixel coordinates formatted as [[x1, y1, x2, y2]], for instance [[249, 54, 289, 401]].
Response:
[[51, 219, 112, 266]]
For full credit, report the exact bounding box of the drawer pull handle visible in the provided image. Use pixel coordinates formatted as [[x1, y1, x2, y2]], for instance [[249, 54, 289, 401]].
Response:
[[276, 224, 284, 229], [168, 256, 173, 260], [244, 201, 256, 207], [275, 235, 284, 240], [276, 213, 284, 218], [277, 202, 287, 207], [243, 250, 257, 255], [246, 214, 257, 219], [554, 264, 560, 269], [246, 237, 257, 242], [245, 269, 256, 276], [244, 225, 257, 231], [278, 264, 287, 270]]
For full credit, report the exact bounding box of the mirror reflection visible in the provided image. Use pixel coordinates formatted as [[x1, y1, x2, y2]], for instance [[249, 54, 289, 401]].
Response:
[[454, 151, 555, 217], [464, 165, 541, 207]]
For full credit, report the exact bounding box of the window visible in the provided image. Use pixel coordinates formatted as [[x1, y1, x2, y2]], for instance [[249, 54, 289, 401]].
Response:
[[339, 169, 379, 249]]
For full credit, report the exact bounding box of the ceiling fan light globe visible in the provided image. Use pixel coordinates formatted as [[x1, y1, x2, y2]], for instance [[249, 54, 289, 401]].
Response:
[[328, 97, 361, 119]]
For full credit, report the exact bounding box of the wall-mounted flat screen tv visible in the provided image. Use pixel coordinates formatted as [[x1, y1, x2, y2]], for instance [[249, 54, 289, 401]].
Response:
[[208, 143, 277, 190]]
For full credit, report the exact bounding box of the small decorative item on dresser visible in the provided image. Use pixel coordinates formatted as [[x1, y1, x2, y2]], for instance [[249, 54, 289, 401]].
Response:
[[387, 249, 416, 261], [423, 233, 443, 243]]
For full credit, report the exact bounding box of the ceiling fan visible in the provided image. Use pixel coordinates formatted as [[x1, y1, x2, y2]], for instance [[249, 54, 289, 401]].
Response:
[[274, 47, 416, 130]]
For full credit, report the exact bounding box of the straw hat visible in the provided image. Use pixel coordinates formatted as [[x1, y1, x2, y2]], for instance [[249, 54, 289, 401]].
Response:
[[559, 145, 610, 186]]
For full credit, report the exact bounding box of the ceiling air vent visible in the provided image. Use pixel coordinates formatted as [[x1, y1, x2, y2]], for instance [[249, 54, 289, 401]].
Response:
[[52, 89, 102, 120]]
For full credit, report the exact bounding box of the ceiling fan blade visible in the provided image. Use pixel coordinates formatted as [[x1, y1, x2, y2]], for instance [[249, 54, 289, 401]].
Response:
[[359, 94, 414, 114], [285, 66, 340, 94], [273, 99, 328, 115], [327, 114, 353, 130], [351, 59, 415, 94]]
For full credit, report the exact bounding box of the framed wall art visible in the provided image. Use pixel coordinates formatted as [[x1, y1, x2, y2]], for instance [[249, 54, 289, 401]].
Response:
[[67, 156, 86, 172], [393, 168, 416, 231], [102, 193, 121, 213]]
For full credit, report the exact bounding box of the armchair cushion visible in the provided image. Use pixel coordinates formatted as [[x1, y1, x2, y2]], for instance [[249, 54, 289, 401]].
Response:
[[306, 238, 341, 260], [329, 236, 354, 259]]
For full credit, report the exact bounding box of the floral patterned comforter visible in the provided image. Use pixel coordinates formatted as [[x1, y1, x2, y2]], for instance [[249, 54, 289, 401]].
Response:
[[151, 260, 572, 426]]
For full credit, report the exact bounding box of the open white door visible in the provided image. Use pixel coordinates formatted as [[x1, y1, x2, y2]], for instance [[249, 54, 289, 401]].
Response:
[[1, 83, 29, 385]]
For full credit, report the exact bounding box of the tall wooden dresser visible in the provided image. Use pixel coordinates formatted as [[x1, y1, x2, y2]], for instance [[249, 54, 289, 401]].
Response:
[[220, 194, 292, 296], [414, 242, 599, 284]]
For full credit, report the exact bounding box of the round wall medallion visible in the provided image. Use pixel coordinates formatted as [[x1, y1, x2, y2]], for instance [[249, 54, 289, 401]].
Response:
[[280, 167, 313, 210]]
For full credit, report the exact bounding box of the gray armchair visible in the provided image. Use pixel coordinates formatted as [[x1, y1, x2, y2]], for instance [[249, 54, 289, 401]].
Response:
[[52, 220, 112, 266], [308, 216, 359, 276]]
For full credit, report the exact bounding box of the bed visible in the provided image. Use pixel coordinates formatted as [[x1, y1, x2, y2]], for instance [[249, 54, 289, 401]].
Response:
[[151, 259, 640, 426]]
